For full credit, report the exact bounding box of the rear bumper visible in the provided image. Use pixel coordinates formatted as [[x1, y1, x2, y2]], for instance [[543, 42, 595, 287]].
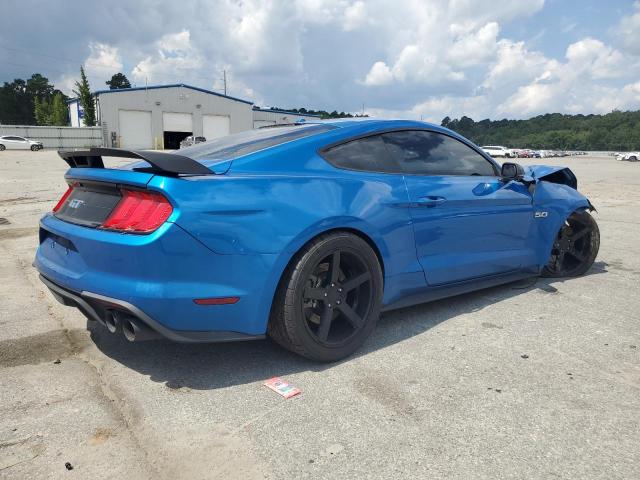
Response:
[[34, 213, 283, 337], [40, 274, 264, 343]]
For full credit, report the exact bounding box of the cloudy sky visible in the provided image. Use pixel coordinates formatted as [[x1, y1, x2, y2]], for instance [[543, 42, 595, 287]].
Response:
[[1, 0, 639, 122]]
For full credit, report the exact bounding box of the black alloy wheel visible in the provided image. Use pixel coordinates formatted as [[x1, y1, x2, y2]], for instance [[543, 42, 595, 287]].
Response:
[[31, 145, 39, 151], [0, 144, 5, 151], [269, 232, 383, 362], [543, 210, 600, 277], [302, 249, 373, 346]]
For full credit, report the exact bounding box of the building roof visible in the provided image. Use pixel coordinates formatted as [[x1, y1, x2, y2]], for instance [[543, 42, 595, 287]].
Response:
[[252, 107, 321, 118], [92, 83, 253, 105]]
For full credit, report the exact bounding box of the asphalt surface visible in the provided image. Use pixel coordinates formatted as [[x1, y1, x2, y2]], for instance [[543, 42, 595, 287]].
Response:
[[0, 150, 638, 479]]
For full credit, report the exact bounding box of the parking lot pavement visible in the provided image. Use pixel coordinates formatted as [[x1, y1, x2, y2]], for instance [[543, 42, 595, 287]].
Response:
[[1, 150, 638, 479]]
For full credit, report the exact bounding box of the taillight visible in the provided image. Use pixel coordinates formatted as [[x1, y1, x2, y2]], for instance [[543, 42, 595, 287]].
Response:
[[53, 185, 74, 212], [101, 189, 173, 233]]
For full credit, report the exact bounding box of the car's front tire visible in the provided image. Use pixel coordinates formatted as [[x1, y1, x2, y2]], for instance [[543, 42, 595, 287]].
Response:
[[542, 210, 600, 277], [30, 145, 39, 151], [0, 144, 5, 151], [269, 232, 383, 362]]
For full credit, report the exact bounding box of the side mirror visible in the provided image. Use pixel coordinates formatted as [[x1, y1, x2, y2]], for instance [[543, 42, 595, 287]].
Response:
[[501, 162, 525, 181]]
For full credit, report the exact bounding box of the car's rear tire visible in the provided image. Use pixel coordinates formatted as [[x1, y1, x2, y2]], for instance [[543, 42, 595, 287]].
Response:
[[629, 156, 638, 162], [0, 144, 5, 151], [542, 210, 600, 277], [269, 232, 383, 362]]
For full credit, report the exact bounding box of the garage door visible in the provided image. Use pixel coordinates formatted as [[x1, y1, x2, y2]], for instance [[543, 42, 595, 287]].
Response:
[[203, 115, 230, 140], [118, 110, 152, 149], [163, 112, 193, 133], [254, 120, 276, 129]]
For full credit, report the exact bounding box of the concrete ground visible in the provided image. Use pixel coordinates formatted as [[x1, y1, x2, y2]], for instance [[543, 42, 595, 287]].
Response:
[[0, 150, 638, 479]]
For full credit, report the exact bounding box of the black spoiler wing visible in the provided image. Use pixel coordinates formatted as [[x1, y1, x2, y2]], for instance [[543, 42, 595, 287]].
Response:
[[58, 148, 212, 175]]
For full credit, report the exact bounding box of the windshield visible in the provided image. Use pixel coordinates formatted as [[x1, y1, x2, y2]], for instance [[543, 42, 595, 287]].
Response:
[[181, 124, 336, 161]]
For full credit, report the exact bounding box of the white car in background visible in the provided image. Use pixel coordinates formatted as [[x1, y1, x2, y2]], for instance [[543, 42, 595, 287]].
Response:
[[620, 152, 639, 162], [0, 135, 43, 151], [481, 145, 513, 158]]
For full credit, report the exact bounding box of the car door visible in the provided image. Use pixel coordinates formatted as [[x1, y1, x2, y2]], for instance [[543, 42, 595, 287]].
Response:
[[3, 136, 18, 149], [382, 130, 535, 286], [5, 136, 27, 149], [14, 137, 29, 149]]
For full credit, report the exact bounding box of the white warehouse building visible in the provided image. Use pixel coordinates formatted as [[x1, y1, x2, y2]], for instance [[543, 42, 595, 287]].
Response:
[[68, 83, 322, 150], [69, 84, 253, 149]]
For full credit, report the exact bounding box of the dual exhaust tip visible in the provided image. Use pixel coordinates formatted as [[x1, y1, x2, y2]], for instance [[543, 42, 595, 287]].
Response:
[[104, 310, 159, 342]]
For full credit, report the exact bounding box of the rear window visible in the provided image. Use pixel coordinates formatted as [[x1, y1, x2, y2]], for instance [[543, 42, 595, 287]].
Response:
[[180, 124, 335, 161], [321, 135, 402, 173]]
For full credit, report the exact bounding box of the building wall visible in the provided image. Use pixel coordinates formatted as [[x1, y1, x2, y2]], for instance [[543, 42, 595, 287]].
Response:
[[252, 109, 320, 128], [68, 100, 81, 127], [0, 125, 102, 149], [96, 86, 253, 148]]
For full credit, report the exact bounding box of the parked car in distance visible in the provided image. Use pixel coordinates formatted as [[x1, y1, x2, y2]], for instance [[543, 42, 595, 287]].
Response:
[[620, 152, 640, 161], [481, 145, 513, 158], [36, 120, 600, 362], [0, 135, 43, 151], [179, 136, 207, 149]]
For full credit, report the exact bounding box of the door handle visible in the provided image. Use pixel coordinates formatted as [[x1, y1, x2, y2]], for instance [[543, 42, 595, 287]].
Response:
[[417, 196, 447, 207]]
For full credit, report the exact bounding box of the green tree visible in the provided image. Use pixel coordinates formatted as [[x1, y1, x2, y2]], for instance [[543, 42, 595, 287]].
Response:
[[73, 67, 95, 126], [106, 72, 131, 90], [34, 96, 52, 125], [50, 92, 68, 126], [26, 73, 54, 99]]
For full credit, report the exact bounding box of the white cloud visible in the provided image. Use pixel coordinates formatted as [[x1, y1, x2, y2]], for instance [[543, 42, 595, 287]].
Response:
[[494, 38, 637, 117], [54, 42, 123, 95], [565, 38, 625, 79], [131, 30, 204, 85], [343, 1, 367, 31], [448, 22, 500, 68], [615, 1, 640, 55], [364, 61, 393, 86], [85, 43, 123, 78]]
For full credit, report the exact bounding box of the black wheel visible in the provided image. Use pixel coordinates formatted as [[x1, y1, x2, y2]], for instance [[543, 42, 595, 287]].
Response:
[[629, 156, 638, 162], [31, 145, 38, 151], [543, 210, 600, 277], [0, 144, 5, 151], [269, 232, 383, 362]]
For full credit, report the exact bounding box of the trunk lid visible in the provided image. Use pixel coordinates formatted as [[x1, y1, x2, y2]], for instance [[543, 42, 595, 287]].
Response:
[[56, 168, 157, 229]]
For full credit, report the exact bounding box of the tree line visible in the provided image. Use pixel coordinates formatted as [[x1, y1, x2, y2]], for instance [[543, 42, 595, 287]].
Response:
[[0, 70, 131, 127], [265, 107, 368, 119], [442, 111, 640, 151]]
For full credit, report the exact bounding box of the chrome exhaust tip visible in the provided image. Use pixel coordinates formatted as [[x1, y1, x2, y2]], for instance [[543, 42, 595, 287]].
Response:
[[105, 311, 120, 333], [121, 316, 160, 342]]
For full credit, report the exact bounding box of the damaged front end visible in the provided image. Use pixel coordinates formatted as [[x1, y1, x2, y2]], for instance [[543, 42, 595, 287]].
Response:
[[525, 165, 578, 190]]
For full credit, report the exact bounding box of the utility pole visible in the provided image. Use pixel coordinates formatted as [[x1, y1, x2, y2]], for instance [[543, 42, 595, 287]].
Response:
[[223, 70, 227, 96]]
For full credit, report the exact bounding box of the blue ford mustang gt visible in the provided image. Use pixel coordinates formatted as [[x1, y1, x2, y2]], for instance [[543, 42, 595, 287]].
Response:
[[35, 119, 600, 361]]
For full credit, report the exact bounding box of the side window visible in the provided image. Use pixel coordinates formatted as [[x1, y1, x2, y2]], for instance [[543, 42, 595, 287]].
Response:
[[322, 135, 401, 173], [382, 130, 496, 176]]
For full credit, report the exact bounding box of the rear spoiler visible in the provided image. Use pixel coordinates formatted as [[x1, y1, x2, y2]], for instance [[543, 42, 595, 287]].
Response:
[[58, 147, 212, 175]]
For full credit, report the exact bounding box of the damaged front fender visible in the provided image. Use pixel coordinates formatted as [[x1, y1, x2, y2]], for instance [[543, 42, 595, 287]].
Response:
[[529, 165, 591, 266]]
